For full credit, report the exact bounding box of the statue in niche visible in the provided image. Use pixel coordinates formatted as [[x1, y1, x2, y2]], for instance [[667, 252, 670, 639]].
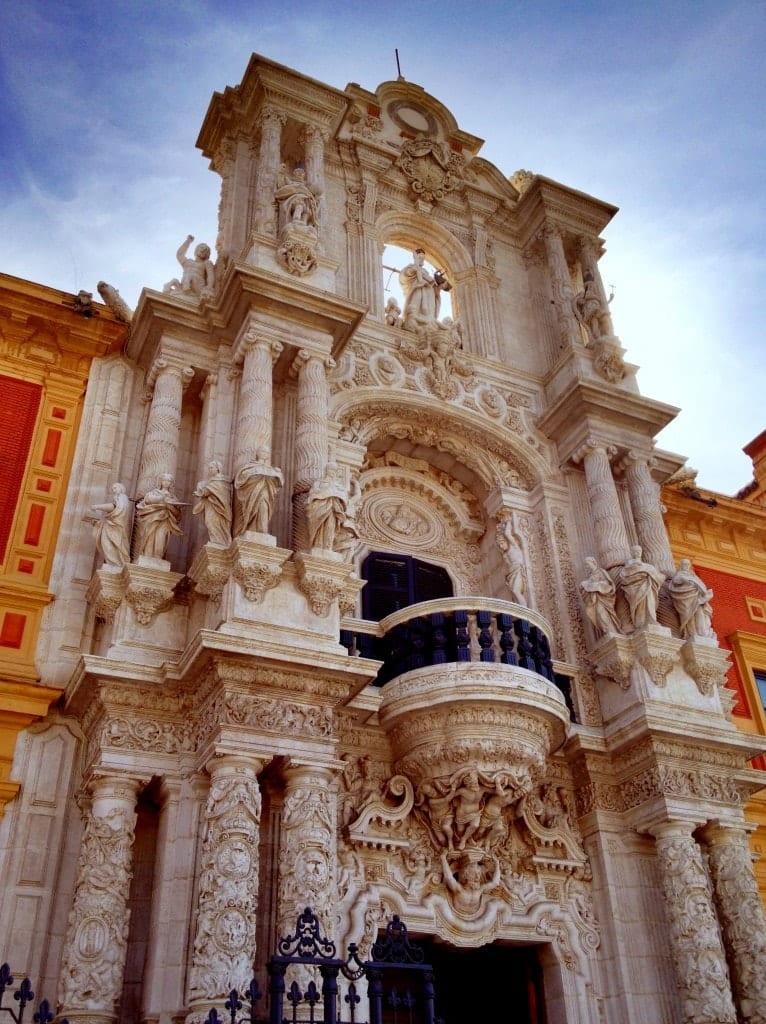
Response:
[[163, 235, 215, 298], [399, 249, 450, 332], [306, 462, 355, 554], [668, 559, 716, 640], [91, 482, 132, 569], [618, 545, 666, 630], [440, 849, 500, 918], [193, 461, 232, 548], [384, 297, 402, 327], [580, 556, 621, 637], [572, 270, 606, 342], [275, 165, 321, 232], [496, 516, 528, 606], [233, 450, 283, 537], [135, 474, 185, 560]]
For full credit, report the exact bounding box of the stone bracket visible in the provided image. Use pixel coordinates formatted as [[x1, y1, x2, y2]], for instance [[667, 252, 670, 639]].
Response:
[[86, 566, 128, 624], [681, 640, 731, 697], [188, 544, 233, 602], [231, 534, 292, 603], [295, 550, 360, 617], [124, 564, 183, 626]]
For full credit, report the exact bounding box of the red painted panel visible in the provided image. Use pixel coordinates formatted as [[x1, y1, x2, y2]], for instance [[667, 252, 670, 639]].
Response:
[[51, 407, 67, 420], [17, 559, 34, 574], [35, 479, 52, 492], [0, 613, 26, 649], [23, 504, 45, 547], [41, 429, 62, 467], [0, 376, 42, 562]]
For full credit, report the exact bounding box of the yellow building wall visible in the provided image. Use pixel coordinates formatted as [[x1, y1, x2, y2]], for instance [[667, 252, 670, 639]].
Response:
[[664, 481, 766, 909], [0, 274, 126, 814]]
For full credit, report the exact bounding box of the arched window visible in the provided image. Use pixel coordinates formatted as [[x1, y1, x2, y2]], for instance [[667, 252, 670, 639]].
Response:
[[362, 552, 453, 621], [381, 244, 454, 324]]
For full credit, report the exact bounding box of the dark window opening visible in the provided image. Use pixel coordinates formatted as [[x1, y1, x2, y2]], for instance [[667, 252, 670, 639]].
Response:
[[361, 552, 453, 621]]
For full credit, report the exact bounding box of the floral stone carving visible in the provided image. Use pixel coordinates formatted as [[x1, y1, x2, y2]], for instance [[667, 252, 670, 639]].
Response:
[[230, 535, 291, 602], [124, 563, 183, 625]]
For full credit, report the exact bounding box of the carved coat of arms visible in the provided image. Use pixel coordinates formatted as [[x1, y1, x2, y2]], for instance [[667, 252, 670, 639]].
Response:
[[397, 135, 464, 203]]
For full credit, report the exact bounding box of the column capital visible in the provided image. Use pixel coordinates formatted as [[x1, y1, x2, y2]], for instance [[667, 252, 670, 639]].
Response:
[[259, 106, 287, 131], [301, 123, 329, 145], [205, 752, 265, 779], [146, 357, 195, 392], [615, 449, 657, 475], [233, 324, 283, 365], [641, 817, 701, 841], [571, 437, 617, 466], [291, 349, 336, 376]]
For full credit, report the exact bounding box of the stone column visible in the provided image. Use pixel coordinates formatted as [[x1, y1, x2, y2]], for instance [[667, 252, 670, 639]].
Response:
[[542, 225, 581, 349], [277, 764, 337, 948], [649, 820, 737, 1023], [578, 235, 615, 338], [233, 327, 283, 473], [136, 358, 194, 499], [572, 439, 631, 570], [620, 451, 675, 575], [253, 107, 286, 236], [292, 351, 331, 550], [186, 756, 263, 1024], [58, 775, 141, 1024], [703, 822, 766, 1022], [303, 125, 327, 212]]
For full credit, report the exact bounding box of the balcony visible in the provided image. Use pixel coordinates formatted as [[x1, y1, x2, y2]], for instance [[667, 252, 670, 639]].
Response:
[[341, 599, 573, 782]]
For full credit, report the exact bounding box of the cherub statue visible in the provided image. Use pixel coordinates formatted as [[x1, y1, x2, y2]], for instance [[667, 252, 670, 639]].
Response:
[[384, 297, 402, 327], [163, 235, 215, 298]]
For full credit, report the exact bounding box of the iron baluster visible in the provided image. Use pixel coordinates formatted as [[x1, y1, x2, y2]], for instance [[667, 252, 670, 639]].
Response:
[[497, 613, 517, 665], [344, 982, 360, 1024], [387, 987, 401, 1024], [321, 964, 340, 1024], [267, 960, 286, 1024], [242, 977, 263, 1024], [286, 979, 302, 1024], [476, 610, 494, 661], [305, 979, 320, 1024], [429, 613, 448, 664], [422, 971, 436, 1024], [454, 610, 470, 662]]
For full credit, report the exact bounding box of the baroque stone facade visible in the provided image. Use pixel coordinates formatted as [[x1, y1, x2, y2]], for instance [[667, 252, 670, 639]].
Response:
[[0, 55, 764, 1024]]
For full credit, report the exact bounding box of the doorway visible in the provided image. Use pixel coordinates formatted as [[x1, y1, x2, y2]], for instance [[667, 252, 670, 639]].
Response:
[[421, 938, 547, 1024]]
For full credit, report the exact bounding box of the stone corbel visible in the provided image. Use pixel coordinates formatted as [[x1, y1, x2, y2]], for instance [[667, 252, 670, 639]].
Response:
[[124, 563, 183, 626], [86, 566, 128, 623], [294, 551, 357, 617], [632, 628, 683, 687], [231, 534, 291, 602], [589, 634, 634, 690], [680, 640, 730, 698], [188, 544, 233, 603], [590, 336, 627, 384]]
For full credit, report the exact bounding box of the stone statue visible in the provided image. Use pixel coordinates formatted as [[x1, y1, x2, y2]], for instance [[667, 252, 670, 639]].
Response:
[[496, 517, 528, 605], [475, 775, 518, 848], [192, 461, 232, 547], [306, 462, 352, 553], [668, 559, 716, 640], [441, 850, 500, 918], [135, 474, 184, 560], [91, 483, 132, 569], [96, 281, 133, 323], [580, 556, 621, 636], [384, 297, 402, 327], [399, 249, 450, 331], [451, 769, 485, 850], [163, 235, 215, 298], [233, 452, 284, 537], [618, 545, 666, 630], [572, 271, 606, 341], [275, 166, 321, 232]]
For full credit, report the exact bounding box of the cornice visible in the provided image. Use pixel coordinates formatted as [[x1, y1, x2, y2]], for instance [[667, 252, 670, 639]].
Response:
[[515, 177, 618, 250]]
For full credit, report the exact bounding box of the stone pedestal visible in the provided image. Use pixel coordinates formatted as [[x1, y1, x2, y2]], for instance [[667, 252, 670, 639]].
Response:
[[231, 533, 291, 603], [86, 566, 128, 625]]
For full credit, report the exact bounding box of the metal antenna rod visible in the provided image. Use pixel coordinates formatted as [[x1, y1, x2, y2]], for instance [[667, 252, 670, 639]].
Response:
[[395, 49, 402, 78]]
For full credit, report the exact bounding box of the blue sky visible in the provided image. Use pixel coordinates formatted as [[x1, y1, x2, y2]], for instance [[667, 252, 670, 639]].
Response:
[[1, 1, 764, 494]]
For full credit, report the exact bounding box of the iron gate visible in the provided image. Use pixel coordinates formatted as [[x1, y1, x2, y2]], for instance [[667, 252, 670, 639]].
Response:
[[205, 907, 437, 1024]]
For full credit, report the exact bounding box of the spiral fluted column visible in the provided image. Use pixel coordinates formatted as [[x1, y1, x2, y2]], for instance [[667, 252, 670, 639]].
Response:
[[572, 439, 631, 570], [136, 359, 194, 499]]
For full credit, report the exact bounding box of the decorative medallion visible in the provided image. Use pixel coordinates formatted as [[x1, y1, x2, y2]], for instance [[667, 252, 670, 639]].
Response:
[[367, 494, 441, 549], [396, 135, 465, 203]]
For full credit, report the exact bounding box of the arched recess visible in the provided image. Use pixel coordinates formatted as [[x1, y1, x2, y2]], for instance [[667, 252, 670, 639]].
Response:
[[375, 209, 475, 281], [332, 387, 551, 493]]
